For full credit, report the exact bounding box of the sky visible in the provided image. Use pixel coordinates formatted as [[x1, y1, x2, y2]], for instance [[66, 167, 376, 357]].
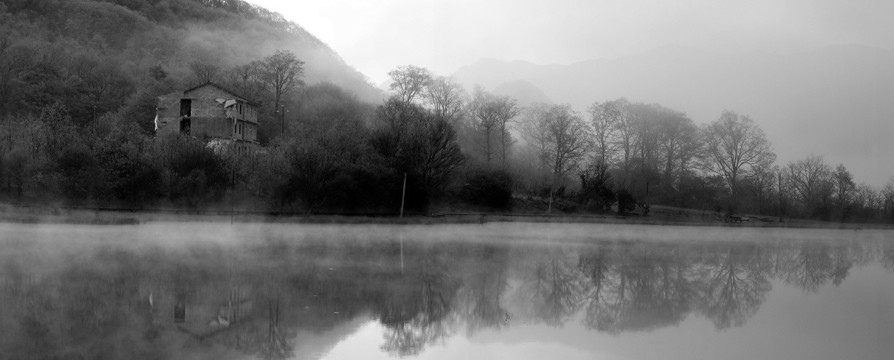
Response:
[[248, 0, 893, 85]]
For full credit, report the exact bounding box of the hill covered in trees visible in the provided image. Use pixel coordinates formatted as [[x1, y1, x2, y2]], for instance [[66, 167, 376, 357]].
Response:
[[0, 0, 383, 126]]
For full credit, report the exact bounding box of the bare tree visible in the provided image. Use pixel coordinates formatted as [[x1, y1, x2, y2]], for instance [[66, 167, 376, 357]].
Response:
[[424, 76, 466, 125], [495, 97, 519, 169], [419, 117, 465, 192], [786, 155, 833, 217], [587, 101, 616, 165], [469, 87, 518, 167], [544, 104, 591, 212], [189, 60, 221, 85], [519, 103, 553, 173], [629, 103, 662, 175], [852, 183, 881, 219], [701, 110, 776, 197], [224, 61, 266, 101], [0, 36, 20, 118], [832, 164, 855, 210], [261, 49, 305, 111], [885, 179, 894, 221], [469, 86, 498, 165], [675, 122, 703, 183], [388, 65, 432, 105], [657, 110, 698, 188], [372, 97, 464, 205], [605, 99, 636, 177]]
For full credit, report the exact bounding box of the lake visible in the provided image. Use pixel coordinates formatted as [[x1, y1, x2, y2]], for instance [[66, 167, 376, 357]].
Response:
[[1, 222, 893, 359]]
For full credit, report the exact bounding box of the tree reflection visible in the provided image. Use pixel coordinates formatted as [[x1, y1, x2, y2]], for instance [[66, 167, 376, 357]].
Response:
[[0, 230, 886, 359], [881, 241, 894, 272], [517, 250, 585, 326], [578, 246, 612, 331], [377, 245, 460, 356], [581, 245, 697, 333], [260, 300, 291, 360], [456, 246, 510, 334], [699, 245, 772, 329], [778, 243, 853, 291]]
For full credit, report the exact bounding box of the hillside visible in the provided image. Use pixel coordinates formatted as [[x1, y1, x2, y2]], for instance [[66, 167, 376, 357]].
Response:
[[0, 0, 384, 125], [491, 79, 552, 106], [453, 46, 894, 186]]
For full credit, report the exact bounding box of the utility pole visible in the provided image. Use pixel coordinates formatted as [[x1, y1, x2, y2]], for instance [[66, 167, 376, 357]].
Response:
[[279, 104, 285, 135], [231, 161, 235, 224], [400, 173, 407, 218], [778, 171, 784, 223]]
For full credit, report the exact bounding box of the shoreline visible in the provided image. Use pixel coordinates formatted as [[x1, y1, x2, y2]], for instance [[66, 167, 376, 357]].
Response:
[[1, 204, 891, 230]]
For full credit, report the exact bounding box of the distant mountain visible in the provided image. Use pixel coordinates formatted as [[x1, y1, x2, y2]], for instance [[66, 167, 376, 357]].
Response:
[[492, 79, 552, 106], [453, 46, 894, 186]]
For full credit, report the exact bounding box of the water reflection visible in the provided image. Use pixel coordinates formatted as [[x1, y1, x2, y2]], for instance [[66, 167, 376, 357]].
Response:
[[0, 226, 892, 359]]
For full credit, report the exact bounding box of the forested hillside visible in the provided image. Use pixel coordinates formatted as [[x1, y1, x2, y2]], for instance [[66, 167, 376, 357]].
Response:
[[0, 0, 399, 211], [0, 0, 382, 129]]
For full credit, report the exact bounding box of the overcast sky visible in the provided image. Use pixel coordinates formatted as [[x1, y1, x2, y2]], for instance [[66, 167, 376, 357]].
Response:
[[249, 0, 892, 85]]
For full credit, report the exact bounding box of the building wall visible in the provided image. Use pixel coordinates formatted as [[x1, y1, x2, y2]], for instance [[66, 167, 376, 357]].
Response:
[[226, 102, 258, 124], [191, 117, 233, 140], [189, 85, 258, 124], [155, 94, 181, 136], [234, 120, 258, 143], [156, 84, 260, 143]]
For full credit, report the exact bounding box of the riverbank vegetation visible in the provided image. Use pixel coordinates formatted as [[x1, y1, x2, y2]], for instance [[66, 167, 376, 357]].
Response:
[[1, 0, 892, 224]]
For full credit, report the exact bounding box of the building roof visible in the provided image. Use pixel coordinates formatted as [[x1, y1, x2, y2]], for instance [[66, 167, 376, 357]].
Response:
[[183, 82, 261, 107]]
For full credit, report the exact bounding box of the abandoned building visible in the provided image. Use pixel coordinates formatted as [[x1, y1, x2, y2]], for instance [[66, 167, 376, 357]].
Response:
[[155, 82, 260, 152]]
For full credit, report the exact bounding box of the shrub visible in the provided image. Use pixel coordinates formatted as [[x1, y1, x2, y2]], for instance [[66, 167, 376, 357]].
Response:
[[460, 170, 513, 209], [617, 188, 637, 215], [56, 145, 101, 202], [578, 162, 615, 212]]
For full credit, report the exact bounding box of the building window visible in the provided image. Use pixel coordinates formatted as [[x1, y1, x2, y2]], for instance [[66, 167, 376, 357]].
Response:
[[180, 99, 192, 117]]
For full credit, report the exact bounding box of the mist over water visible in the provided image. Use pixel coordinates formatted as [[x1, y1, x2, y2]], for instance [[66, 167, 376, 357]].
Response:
[[1, 222, 893, 359]]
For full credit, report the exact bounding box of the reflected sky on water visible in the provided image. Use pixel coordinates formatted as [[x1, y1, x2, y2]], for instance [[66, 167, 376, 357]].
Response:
[[1, 222, 893, 360]]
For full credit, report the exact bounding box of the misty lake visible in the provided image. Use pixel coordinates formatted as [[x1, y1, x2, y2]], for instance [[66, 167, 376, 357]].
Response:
[[2, 222, 893, 360]]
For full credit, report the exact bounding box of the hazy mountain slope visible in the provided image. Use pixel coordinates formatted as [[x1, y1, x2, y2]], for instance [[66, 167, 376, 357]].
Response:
[[453, 46, 894, 186], [1, 0, 383, 103], [492, 79, 552, 106]]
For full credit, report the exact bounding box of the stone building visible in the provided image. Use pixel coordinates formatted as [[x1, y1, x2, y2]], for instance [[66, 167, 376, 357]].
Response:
[[155, 82, 260, 152]]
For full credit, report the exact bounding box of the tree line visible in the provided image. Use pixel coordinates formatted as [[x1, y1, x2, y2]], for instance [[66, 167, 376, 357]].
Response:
[[3, 51, 894, 222], [362, 65, 894, 222]]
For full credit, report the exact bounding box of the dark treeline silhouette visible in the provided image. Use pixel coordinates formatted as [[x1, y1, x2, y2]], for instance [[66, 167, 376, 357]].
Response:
[[0, 1, 892, 221], [1, 233, 890, 359]]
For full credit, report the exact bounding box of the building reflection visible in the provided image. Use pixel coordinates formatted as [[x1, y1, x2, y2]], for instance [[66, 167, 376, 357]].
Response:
[[0, 233, 890, 359]]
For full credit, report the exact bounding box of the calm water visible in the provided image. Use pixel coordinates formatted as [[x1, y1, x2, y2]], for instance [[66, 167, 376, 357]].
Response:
[[1, 222, 893, 360]]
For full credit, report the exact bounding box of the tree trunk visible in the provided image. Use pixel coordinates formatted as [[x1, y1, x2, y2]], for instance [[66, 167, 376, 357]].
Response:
[[484, 126, 492, 166], [500, 123, 507, 169]]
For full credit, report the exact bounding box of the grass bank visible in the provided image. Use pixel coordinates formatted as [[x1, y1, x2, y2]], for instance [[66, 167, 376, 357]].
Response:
[[1, 202, 891, 230]]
